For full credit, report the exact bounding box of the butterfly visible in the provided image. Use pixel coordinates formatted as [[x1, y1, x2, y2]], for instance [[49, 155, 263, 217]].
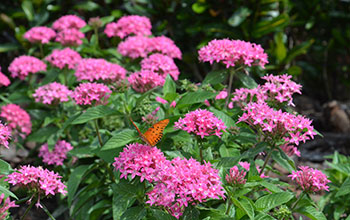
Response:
[[129, 118, 169, 146]]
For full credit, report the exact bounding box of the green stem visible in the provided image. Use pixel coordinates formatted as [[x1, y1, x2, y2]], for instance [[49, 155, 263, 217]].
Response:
[[39, 43, 44, 58], [94, 28, 99, 48], [196, 137, 204, 164], [63, 68, 68, 86], [20, 199, 35, 220], [225, 198, 232, 215], [225, 68, 236, 108], [94, 119, 103, 147], [291, 191, 306, 210], [259, 146, 274, 175], [41, 203, 56, 220]]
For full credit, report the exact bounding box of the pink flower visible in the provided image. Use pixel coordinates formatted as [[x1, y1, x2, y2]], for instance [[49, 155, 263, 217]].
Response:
[[0, 67, 10, 87], [1, 104, 31, 138], [113, 143, 167, 183], [226, 166, 247, 185], [280, 144, 301, 157], [128, 70, 165, 93], [142, 107, 160, 125], [45, 48, 82, 69], [24, 26, 56, 44], [117, 36, 151, 59], [146, 157, 225, 219], [148, 36, 182, 59], [141, 53, 180, 80], [215, 90, 228, 100], [288, 166, 330, 192], [5, 165, 67, 203], [33, 82, 72, 105], [198, 39, 268, 68], [55, 28, 85, 46], [52, 15, 86, 31], [75, 58, 126, 82], [8, 55, 46, 80], [0, 122, 11, 149], [170, 101, 176, 108], [0, 193, 18, 219], [204, 99, 210, 106], [156, 96, 168, 104], [72, 82, 112, 106], [174, 109, 227, 139], [104, 15, 152, 39], [238, 162, 268, 178], [39, 140, 73, 166]]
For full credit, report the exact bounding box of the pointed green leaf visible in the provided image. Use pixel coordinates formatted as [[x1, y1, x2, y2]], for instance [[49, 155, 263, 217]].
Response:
[[0, 185, 18, 200], [101, 129, 135, 150], [203, 70, 228, 85], [163, 75, 176, 95], [177, 91, 216, 106], [72, 105, 119, 124], [0, 159, 12, 175], [271, 150, 295, 173], [232, 197, 255, 220], [68, 165, 92, 206], [237, 72, 258, 89], [295, 206, 327, 220], [255, 192, 294, 212], [210, 108, 236, 128], [335, 177, 350, 197]]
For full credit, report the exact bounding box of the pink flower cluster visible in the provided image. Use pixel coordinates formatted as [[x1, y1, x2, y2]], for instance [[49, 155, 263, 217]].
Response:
[[75, 58, 126, 82], [33, 82, 72, 105], [45, 48, 82, 69], [174, 109, 227, 138], [148, 36, 182, 59], [288, 166, 330, 192], [23, 26, 56, 44], [238, 102, 316, 156], [55, 28, 85, 46], [141, 53, 180, 80], [0, 193, 18, 219], [128, 70, 165, 93], [147, 157, 225, 219], [6, 165, 67, 198], [0, 122, 11, 149], [238, 161, 269, 178], [39, 140, 73, 166], [72, 82, 112, 106], [142, 107, 160, 125], [8, 55, 46, 80], [104, 15, 152, 39], [226, 166, 247, 185], [1, 104, 32, 138], [216, 90, 228, 100], [0, 67, 10, 87], [52, 15, 86, 31], [198, 39, 268, 68]]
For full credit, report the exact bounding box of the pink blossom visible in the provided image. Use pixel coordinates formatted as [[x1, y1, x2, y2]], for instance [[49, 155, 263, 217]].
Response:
[[117, 36, 151, 59], [280, 144, 301, 157], [128, 70, 165, 93], [215, 90, 228, 100], [52, 15, 86, 31], [5, 165, 67, 202], [75, 58, 126, 82], [1, 104, 31, 138], [0, 193, 18, 219], [148, 36, 182, 59], [39, 140, 73, 166], [156, 96, 168, 104], [8, 55, 46, 80], [45, 48, 82, 69], [113, 143, 167, 183], [198, 39, 268, 68], [55, 28, 85, 46], [141, 53, 180, 80], [226, 166, 247, 185], [174, 109, 227, 138], [0, 67, 10, 87], [0, 122, 11, 149], [33, 82, 72, 105], [142, 107, 160, 125], [146, 157, 225, 219], [72, 82, 112, 106], [24, 26, 56, 44], [238, 162, 268, 178], [288, 166, 330, 192], [204, 99, 210, 106], [104, 15, 152, 39], [170, 101, 176, 108]]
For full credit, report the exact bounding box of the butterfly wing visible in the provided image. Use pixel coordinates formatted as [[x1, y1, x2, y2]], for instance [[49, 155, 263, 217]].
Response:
[[143, 119, 169, 146]]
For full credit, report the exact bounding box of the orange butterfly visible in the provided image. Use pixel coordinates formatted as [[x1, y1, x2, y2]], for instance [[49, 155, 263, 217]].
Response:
[[129, 118, 169, 146]]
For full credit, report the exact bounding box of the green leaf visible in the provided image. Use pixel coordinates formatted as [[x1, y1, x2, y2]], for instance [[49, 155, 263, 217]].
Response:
[[68, 165, 92, 206], [121, 206, 146, 220], [101, 129, 135, 151], [73, 1, 99, 11], [287, 65, 302, 77], [72, 105, 119, 124], [271, 150, 295, 173], [0, 185, 18, 200], [0, 159, 12, 175], [21, 0, 34, 21], [241, 142, 267, 160], [151, 209, 175, 220], [192, 2, 207, 14], [217, 157, 240, 168], [255, 192, 294, 212], [209, 108, 236, 128], [252, 14, 290, 38], [255, 212, 276, 220], [258, 181, 283, 193], [236, 72, 258, 89], [177, 91, 216, 106], [274, 32, 287, 62], [0, 43, 20, 53], [232, 197, 255, 220], [27, 126, 59, 143], [326, 161, 350, 176], [228, 7, 251, 27], [203, 70, 228, 85], [100, 16, 115, 26], [219, 145, 240, 158], [295, 206, 327, 220], [163, 75, 176, 95], [282, 39, 314, 64], [183, 205, 200, 220], [335, 177, 350, 197]]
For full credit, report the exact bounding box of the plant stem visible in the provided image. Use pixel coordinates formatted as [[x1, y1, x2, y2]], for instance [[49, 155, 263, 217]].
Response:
[[20, 200, 35, 220], [63, 68, 68, 86], [291, 191, 306, 210], [41, 202, 56, 220], [225, 68, 236, 108], [259, 146, 274, 175], [94, 28, 99, 48], [39, 43, 44, 58], [94, 119, 103, 147], [225, 198, 232, 215]]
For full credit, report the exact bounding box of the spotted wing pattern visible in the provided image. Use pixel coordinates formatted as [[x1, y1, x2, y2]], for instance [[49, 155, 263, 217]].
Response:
[[143, 119, 169, 146]]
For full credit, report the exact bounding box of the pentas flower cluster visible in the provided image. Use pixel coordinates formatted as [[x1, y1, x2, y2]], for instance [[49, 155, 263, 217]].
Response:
[[113, 143, 167, 183], [45, 48, 82, 69], [75, 58, 126, 82], [55, 28, 85, 46], [72, 82, 112, 106], [0, 193, 18, 219], [52, 15, 86, 46], [52, 15, 86, 31], [23, 26, 56, 44], [128, 70, 165, 93], [288, 166, 330, 193], [0, 122, 11, 149], [0, 67, 10, 87], [1, 104, 32, 138], [39, 140, 73, 166], [147, 157, 225, 219], [104, 15, 152, 39], [216, 90, 228, 100], [174, 109, 227, 139], [238, 102, 316, 156], [33, 82, 72, 105], [226, 165, 247, 185], [141, 53, 180, 80], [198, 39, 268, 68], [8, 55, 46, 80], [148, 36, 182, 59], [239, 161, 269, 178]]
